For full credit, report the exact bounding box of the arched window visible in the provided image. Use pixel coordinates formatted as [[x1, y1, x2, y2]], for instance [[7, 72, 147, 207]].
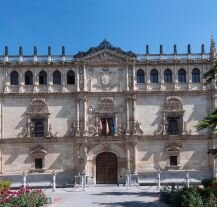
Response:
[[164, 69, 172, 83], [67, 70, 75, 84], [136, 69, 145, 84], [25, 71, 33, 85], [192, 68, 200, 83], [10, 71, 19, 85], [53, 70, 61, 85], [150, 69, 158, 83], [39, 71, 47, 85], [178, 68, 186, 83]]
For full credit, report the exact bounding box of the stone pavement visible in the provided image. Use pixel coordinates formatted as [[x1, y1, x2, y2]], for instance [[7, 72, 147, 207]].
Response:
[[45, 185, 169, 207]]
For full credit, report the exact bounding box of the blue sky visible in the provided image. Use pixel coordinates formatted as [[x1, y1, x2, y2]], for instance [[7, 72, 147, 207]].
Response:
[[0, 0, 217, 55]]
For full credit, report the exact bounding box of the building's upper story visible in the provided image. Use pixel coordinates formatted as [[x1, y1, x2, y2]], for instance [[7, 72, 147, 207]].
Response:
[[0, 37, 216, 94]]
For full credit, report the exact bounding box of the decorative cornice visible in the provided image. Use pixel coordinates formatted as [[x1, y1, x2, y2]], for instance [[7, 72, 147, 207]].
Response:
[[74, 39, 136, 59]]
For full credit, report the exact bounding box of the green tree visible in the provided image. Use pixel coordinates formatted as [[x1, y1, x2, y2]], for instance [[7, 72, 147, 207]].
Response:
[[195, 59, 217, 156]]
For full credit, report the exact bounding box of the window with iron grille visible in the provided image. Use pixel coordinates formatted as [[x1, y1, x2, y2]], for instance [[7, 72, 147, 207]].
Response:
[[35, 158, 43, 169], [167, 118, 179, 135], [31, 119, 45, 137], [170, 156, 178, 166]]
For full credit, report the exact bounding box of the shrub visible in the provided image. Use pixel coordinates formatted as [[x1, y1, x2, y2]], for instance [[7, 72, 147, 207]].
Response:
[[0, 186, 46, 207], [202, 178, 215, 188], [0, 180, 11, 193], [180, 186, 203, 207], [160, 184, 182, 207]]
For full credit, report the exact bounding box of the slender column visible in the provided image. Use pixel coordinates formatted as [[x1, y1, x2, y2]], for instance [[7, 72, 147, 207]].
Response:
[[115, 113, 118, 135], [132, 96, 136, 123], [188, 64, 192, 90], [83, 97, 87, 135], [19, 70, 24, 93], [83, 63, 87, 91], [126, 98, 130, 134], [132, 60, 136, 90], [33, 69, 38, 93], [133, 142, 138, 174], [126, 143, 130, 171], [83, 141, 88, 173], [76, 98, 80, 134], [76, 65, 80, 92], [95, 113, 99, 136], [48, 69, 52, 92], [174, 64, 178, 90], [126, 65, 129, 91]]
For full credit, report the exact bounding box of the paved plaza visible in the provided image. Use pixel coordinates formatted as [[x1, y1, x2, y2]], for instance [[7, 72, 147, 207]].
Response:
[[45, 186, 169, 207]]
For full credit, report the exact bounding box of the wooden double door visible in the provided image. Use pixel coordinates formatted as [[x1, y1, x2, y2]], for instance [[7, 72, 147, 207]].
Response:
[[96, 152, 117, 184]]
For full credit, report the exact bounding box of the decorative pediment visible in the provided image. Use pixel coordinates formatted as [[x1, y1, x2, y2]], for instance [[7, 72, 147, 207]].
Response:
[[30, 144, 47, 156], [74, 40, 136, 62], [165, 142, 182, 152], [27, 98, 50, 117], [164, 96, 183, 112], [97, 97, 114, 113]]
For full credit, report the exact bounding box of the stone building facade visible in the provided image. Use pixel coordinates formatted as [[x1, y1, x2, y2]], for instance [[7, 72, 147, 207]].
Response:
[[0, 38, 216, 184]]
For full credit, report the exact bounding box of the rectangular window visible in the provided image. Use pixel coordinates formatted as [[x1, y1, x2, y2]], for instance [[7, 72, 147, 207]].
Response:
[[167, 117, 179, 135], [31, 119, 45, 137], [35, 158, 43, 169], [170, 156, 178, 166]]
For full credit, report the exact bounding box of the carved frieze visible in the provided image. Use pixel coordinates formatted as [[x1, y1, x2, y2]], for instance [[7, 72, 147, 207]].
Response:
[[30, 144, 47, 156]]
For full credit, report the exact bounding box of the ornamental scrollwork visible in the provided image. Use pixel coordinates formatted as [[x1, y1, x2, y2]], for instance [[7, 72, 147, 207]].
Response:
[[133, 121, 143, 135], [68, 121, 79, 137]]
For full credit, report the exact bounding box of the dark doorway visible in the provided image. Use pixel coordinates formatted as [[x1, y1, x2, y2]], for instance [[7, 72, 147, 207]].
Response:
[[96, 152, 117, 184]]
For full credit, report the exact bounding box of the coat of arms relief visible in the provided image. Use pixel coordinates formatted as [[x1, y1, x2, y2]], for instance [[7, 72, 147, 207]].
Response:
[[100, 69, 112, 89]]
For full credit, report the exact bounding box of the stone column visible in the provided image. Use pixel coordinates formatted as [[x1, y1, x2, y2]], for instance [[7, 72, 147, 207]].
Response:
[[19, 70, 24, 93], [95, 113, 99, 136], [133, 142, 138, 174], [83, 97, 87, 135], [126, 65, 129, 91], [174, 64, 178, 90], [132, 60, 136, 90], [76, 98, 80, 135], [126, 98, 130, 134], [33, 69, 38, 93], [82, 141, 88, 173], [160, 65, 164, 90], [83, 63, 87, 91], [48, 69, 52, 92], [188, 65, 192, 90], [126, 143, 130, 171], [132, 96, 136, 123], [76, 65, 80, 92], [115, 113, 118, 135]]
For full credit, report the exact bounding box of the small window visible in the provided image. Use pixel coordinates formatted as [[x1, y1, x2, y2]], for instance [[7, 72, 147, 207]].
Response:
[[178, 68, 186, 83], [170, 156, 178, 166], [137, 69, 145, 84], [67, 70, 75, 85], [39, 71, 47, 85], [99, 118, 115, 136], [150, 69, 158, 83], [25, 71, 33, 85], [53, 70, 61, 85], [35, 158, 43, 169], [164, 69, 172, 83], [192, 68, 200, 83], [10, 71, 19, 85]]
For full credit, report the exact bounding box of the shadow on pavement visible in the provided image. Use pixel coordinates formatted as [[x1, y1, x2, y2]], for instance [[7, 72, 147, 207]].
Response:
[[92, 201, 158, 207], [91, 191, 158, 197]]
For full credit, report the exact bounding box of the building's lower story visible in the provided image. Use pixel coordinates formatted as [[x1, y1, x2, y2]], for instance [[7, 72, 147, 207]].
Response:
[[0, 135, 215, 186]]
